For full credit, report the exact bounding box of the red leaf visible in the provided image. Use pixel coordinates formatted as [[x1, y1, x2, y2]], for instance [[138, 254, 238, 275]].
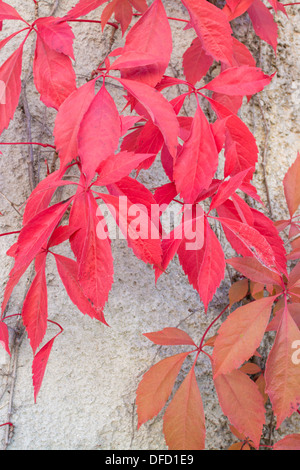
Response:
[[54, 253, 108, 323], [95, 151, 154, 185], [102, 0, 132, 34], [265, 306, 300, 428], [144, 328, 197, 346], [64, 0, 108, 19], [153, 182, 178, 208], [173, 105, 219, 204], [22, 169, 70, 225], [98, 190, 162, 266], [102, 0, 147, 35], [54, 80, 96, 169], [209, 169, 251, 211], [182, 0, 233, 66], [206, 99, 259, 180], [111, 0, 171, 86], [273, 434, 300, 450], [0, 44, 23, 136], [228, 279, 249, 307], [32, 337, 55, 402], [223, 0, 254, 21], [121, 120, 164, 172], [247, 0, 277, 53], [183, 37, 213, 85], [69, 191, 114, 311], [251, 208, 287, 275], [283, 153, 300, 217], [214, 369, 265, 448], [197, 219, 225, 311], [0, 321, 10, 355], [33, 34, 76, 110], [12, 199, 72, 275], [231, 37, 256, 68], [114, 77, 179, 159], [0, 1, 23, 21], [1, 264, 28, 315], [177, 219, 225, 310], [204, 66, 273, 96], [218, 217, 277, 270], [22, 254, 48, 354], [136, 352, 190, 428], [212, 296, 276, 377], [35, 17, 75, 59], [77, 84, 121, 184], [154, 205, 204, 282], [226, 256, 282, 286], [163, 367, 206, 450]]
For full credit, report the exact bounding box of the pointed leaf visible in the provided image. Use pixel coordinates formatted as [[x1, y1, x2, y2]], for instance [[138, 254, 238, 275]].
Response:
[[115, 77, 179, 159], [33, 35, 76, 110], [0, 1, 23, 21], [0, 321, 10, 355], [181, 0, 233, 66], [22, 253, 48, 354], [214, 369, 265, 448], [54, 80, 96, 169], [12, 199, 72, 275], [273, 434, 300, 451], [163, 367, 206, 450], [213, 296, 276, 377], [95, 151, 154, 185], [247, 0, 277, 52], [77, 85, 121, 184], [218, 217, 277, 270], [173, 105, 219, 204], [283, 153, 300, 217], [136, 352, 190, 428], [65, 0, 107, 19], [54, 253, 108, 323], [204, 66, 273, 96], [35, 17, 75, 59], [32, 337, 55, 402], [265, 306, 300, 428], [226, 256, 282, 286], [0, 44, 23, 136], [111, 0, 172, 86], [183, 37, 213, 85], [144, 328, 197, 346]]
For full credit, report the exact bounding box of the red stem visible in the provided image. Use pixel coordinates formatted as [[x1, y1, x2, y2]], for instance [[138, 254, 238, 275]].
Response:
[[68, 19, 119, 29], [133, 12, 189, 23], [199, 304, 229, 351], [0, 142, 56, 149], [0, 422, 13, 428], [0, 230, 21, 237]]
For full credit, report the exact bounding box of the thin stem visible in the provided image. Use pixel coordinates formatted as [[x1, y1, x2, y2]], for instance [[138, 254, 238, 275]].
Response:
[[68, 19, 119, 29], [133, 12, 189, 23], [0, 230, 21, 238], [199, 304, 229, 351], [0, 142, 56, 149]]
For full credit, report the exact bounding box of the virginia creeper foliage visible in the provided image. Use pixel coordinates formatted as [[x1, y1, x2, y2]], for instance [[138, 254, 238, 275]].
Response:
[[0, 0, 299, 450]]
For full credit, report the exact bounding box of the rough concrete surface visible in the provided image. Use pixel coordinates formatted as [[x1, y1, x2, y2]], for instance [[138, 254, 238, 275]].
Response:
[[0, 0, 299, 450]]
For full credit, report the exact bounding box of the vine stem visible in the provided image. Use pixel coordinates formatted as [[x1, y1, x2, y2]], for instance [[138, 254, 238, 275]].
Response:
[[68, 19, 119, 29], [0, 142, 56, 149], [132, 12, 189, 23], [0, 231, 21, 238], [199, 304, 229, 351]]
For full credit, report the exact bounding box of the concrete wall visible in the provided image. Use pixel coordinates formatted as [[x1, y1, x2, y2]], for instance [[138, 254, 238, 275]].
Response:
[[0, 0, 299, 450]]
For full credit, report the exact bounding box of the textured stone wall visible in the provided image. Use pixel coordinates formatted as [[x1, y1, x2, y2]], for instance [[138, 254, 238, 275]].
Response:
[[0, 0, 299, 450]]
